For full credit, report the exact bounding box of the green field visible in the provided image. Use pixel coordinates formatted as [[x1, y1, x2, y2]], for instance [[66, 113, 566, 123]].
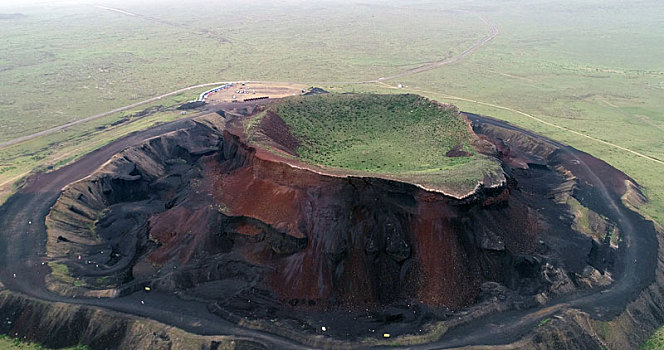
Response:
[[1, 0, 664, 346], [0, 0, 483, 143]]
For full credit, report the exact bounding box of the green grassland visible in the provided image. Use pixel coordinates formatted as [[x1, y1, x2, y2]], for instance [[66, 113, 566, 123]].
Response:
[[269, 93, 474, 172], [1, 0, 664, 346], [0, 90, 200, 204], [0, 0, 483, 143]]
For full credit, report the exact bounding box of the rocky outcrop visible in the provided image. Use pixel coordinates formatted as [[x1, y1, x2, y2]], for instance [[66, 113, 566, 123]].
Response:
[[45, 119, 224, 292]]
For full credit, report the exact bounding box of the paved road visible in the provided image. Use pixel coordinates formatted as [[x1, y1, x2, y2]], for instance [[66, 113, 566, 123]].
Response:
[[0, 113, 657, 349]]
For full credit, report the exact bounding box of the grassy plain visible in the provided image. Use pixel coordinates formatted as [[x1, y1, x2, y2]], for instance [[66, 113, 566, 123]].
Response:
[[0, 90, 199, 204], [1, 0, 664, 346], [387, 1, 664, 225], [0, 0, 483, 142]]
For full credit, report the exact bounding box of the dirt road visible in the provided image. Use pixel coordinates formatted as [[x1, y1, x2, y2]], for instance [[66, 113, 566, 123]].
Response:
[[95, 6, 230, 43], [375, 12, 499, 82], [0, 81, 232, 149], [416, 114, 658, 349]]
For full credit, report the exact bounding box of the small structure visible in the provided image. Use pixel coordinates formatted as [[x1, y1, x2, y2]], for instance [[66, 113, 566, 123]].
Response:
[[243, 96, 269, 102], [397, 84, 403, 89]]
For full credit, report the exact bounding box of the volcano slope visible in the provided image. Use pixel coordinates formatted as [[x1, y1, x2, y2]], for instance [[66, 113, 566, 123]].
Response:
[[0, 93, 660, 349]]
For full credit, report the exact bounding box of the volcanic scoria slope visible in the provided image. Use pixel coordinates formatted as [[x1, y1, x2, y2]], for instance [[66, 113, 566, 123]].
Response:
[[44, 93, 622, 341]]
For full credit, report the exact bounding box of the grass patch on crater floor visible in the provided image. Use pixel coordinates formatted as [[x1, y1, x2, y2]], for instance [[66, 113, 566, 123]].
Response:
[[642, 327, 664, 350], [256, 93, 503, 195], [254, 93, 502, 195], [272, 93, 474, 173]]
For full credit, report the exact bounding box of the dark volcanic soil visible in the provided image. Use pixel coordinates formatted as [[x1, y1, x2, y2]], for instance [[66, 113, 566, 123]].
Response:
[[39, 106, 625, 342], [0, 105, 659, 349], [255, 110, 300, 156]]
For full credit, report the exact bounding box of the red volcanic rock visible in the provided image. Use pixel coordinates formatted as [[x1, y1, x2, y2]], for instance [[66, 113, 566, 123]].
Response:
[[45, 113, 612, 337], [148, 205, 222, 264], [482, 188, 510, 207], [140, 129, 537, 310], [410, 193, 481, 306]]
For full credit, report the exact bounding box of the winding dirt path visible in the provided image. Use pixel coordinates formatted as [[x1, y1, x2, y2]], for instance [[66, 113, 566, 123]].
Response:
[[374, 12, 499, 82], [95, 6, 230, 43]]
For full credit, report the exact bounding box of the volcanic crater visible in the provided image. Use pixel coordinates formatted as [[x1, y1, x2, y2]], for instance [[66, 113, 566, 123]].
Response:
[[44, 93, 629, 341]]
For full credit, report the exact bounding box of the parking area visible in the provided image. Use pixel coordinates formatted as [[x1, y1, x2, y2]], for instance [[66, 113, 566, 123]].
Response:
[[201, 82, 308, 103]]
